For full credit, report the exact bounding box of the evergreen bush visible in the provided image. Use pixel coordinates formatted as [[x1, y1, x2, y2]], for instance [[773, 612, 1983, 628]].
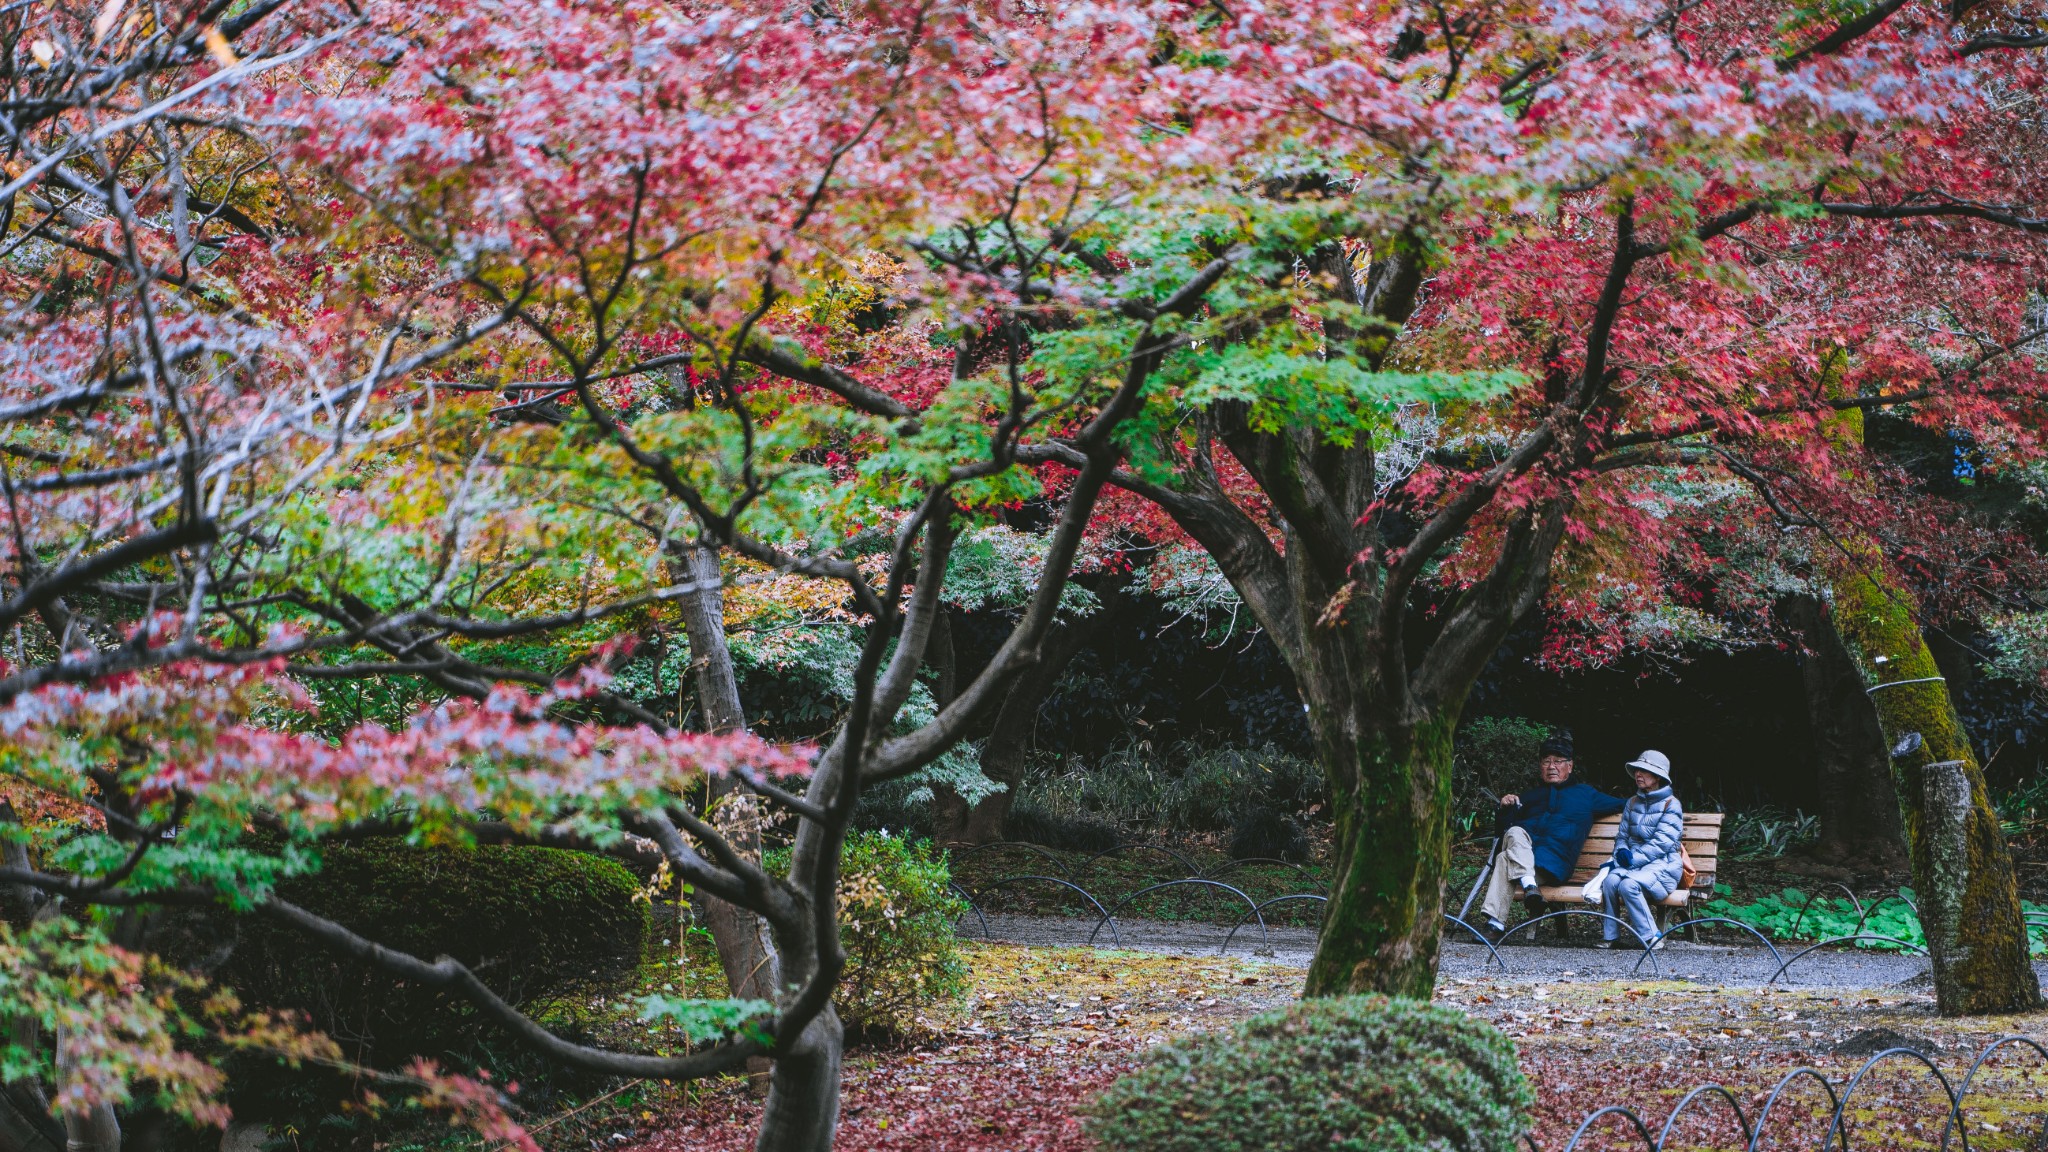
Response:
[[187, 839, 647, 1128], [1086, 995, 1532, 1152]]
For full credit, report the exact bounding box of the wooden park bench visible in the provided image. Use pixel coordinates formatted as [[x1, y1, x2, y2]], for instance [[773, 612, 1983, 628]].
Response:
[[1461, 811, 1724, 940]]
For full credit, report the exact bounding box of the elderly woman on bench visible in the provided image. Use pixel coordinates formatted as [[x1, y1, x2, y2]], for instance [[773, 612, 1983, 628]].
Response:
[[1596, 750, 1684, 950]]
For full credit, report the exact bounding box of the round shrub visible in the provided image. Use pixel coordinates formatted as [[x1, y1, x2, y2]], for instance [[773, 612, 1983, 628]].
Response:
[[831, 831, 970, 1036], [1086, 995, 1532, 1152]]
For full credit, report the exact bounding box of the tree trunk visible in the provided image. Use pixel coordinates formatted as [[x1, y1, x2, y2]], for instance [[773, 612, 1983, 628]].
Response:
[[1825, 550, 2042, 1015], [1781, 594, 1908, 872], [1303, 684, 1459, 998], [752, 1006, 844, 1152], [675, 544, 779, 1080]]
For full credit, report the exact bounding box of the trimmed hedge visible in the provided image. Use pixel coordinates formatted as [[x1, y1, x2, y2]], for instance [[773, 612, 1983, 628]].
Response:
[[203, 838, 646, 1121], [1086, 995, 1532, 1152]]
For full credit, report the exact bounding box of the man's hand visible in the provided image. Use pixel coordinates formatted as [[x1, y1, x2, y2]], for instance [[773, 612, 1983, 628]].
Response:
[[1499, 794, 1521, 807]]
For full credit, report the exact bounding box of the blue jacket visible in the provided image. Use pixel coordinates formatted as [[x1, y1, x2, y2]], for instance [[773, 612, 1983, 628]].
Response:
[[1613, 786, 1685, 890], [1504, 782, 1626, 882]]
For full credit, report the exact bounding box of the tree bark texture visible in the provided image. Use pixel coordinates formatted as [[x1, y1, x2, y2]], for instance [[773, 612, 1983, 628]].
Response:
[[0, 1094, 60, 1152], [1781, 594, 1908, 871], [752, 1007, 845, 1152], [1304, 703, 1459, 998], [1825, 547, 2042, 1015], [675, 546, 780, 1004]]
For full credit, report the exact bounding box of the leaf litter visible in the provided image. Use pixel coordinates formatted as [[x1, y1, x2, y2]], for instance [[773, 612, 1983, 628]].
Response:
[[624, 945, 2048, 1151]]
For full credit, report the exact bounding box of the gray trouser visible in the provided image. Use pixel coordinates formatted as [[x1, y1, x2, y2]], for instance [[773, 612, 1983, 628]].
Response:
[[1602, 867, 1674, 943], [1480, 827, 1538, 927]]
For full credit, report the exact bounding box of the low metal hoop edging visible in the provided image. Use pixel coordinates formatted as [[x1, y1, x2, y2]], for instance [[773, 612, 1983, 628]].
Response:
[[1199, 856, 1317, 884], [1557, 1103, 1661, 1152], [1851, 890, 1921, 936], [1440, 913, 1512, 974], [947, 881, 991, 940], [951, 841, 1074, 877], [1766, 934, 1929, 984], [1495, 909, 1662, 973], [968, 875, 1121, 948], [1789, 882, 1864, 938], [1218, 894, 1328, 957], [1630, 917, 1784, 975], [1654, 1083, 1753, 1151], [1822, 1046, 1963, 1152], [1082, 842, 1202, 877], [1745, 1067, 1845, 1152], [1939, 1034, 2048, 1152], [1089, 878, 1263, 948]]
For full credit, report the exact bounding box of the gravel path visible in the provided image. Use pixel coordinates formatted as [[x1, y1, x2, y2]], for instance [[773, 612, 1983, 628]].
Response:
[[961, 913, 2048, 992]]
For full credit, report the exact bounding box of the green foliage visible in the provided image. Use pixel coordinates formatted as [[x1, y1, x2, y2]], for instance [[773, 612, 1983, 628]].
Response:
[[636, 993, 775, 1044], [1085, 995, 1533, 1152], [1451, 717, 1553, 831], [772, 831, 970, 1036], [1723, 805, 1821, 861], [1016, 740, 1323, 834], [1701, 886, 2048, 953], [199, 841, 647, 1084], [837, 832, 970, 1034], [942, 524, 1100, 615]]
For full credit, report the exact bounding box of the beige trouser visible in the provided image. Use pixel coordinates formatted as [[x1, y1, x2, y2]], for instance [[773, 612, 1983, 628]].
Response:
[[1479, 826, 1538, 927]]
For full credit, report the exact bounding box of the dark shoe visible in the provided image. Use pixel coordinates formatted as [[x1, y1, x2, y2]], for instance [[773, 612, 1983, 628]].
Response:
[[1521, 890, 1545, 919], [1475, 919, 1507, 945]]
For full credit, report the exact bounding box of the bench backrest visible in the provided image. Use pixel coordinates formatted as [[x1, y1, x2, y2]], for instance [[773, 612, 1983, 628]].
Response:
[[1569, 812, 1723, 892]]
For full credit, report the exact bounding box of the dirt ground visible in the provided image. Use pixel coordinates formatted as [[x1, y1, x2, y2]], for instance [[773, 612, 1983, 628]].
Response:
[[624, 935, 2048, 1152]]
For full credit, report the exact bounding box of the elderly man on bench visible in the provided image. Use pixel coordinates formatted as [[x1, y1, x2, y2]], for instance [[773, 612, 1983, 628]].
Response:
[[1477, 732, 1624, 941]]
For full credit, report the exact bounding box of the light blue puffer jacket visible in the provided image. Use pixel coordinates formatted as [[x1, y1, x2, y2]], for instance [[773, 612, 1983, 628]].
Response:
[[1613, 785, 1684, 890]]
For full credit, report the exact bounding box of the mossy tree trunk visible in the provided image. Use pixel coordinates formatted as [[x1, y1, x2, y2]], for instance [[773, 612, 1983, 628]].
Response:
[[1305, 704, 1460, 997], [1825, 549, 2042, 1015], [1781, 594, 1909, 871]]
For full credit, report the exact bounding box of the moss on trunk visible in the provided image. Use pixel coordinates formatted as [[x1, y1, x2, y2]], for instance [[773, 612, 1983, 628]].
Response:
[[1304, 710, 1458, 999], [1828, 551, 2042, 1015]]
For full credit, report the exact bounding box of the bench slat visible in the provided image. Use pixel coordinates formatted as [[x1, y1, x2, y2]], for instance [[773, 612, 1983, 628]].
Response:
[[1539, 886, 1690, 908], [1524, 811, 1725, 908], [1579, 837, 1719, 854]]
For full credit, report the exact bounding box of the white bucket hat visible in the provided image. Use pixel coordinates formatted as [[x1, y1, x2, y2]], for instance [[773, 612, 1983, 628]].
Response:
[[1626, 749, 1673, 783]]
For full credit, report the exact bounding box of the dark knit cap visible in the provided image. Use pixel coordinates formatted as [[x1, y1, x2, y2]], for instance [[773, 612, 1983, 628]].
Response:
[[1538, 731, 1575, 760]]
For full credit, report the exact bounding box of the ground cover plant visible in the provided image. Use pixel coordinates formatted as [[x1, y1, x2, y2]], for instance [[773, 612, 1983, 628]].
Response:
[[1702, 887, 2048, 954]]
